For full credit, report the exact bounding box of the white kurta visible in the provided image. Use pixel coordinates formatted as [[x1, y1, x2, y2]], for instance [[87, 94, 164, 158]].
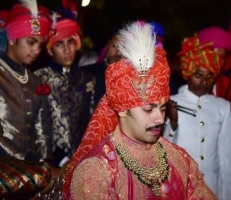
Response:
[[163, 85, 231, 200]]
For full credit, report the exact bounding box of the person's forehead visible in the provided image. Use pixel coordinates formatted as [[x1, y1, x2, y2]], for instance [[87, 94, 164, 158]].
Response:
[[108, 35, 122, 48], [194, 66, 213, 74], [23, 35, 44, 43], [55, 36, 74, 43], [109, 35, 121, 43], [141, 98, 167, 108]]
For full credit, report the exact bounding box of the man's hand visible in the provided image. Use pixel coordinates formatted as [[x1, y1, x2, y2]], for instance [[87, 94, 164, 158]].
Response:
[[33, 165, 65, 200], [166, 100, 178, 130], [48, 164, 62, 179]]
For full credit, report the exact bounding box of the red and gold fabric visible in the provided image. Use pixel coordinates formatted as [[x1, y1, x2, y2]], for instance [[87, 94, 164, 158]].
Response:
[[68, 127, 217, 199], [178, 37, 223, 80], [0, 157, 51, 199]]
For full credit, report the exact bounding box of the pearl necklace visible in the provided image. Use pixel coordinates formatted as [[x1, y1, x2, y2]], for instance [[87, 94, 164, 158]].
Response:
[[0, 58, 28, 84]]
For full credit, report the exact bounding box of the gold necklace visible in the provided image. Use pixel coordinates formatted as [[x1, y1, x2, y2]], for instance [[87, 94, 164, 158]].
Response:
[[114, 140, 169, 197], [0, 58, 28, 84]]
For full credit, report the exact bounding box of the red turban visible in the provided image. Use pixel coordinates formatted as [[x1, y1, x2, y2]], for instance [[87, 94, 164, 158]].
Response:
[[106, 48, 170, 112], [5, 1, 51, 40], [178, 37, 223, 80], [46, 18, 80, 49]]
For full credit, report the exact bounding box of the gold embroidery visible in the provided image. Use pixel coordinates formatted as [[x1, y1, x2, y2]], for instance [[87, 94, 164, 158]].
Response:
[[159, 138, 217, 200], [159, 138, 189, 188], [132, 75, 154, 102], [70, 157, 117, 199]]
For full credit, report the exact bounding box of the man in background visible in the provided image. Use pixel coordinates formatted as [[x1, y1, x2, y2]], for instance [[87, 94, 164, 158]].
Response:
[[164, 36, 231, 200], [198, 26, 231, 101], [35, 5, 95, 167], [0, 0, 52, 162], [0, 0, 54, 198]]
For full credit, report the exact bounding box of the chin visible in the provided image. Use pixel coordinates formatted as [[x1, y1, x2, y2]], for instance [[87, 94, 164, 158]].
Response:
[[24, 61, 32, 65], [63, 60, 74, 66], [146, 137, 159, 145], [198, 92, 208, 97]]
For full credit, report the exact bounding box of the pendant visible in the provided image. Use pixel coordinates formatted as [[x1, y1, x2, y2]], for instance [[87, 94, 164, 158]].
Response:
[[152, 184, 161, 197]]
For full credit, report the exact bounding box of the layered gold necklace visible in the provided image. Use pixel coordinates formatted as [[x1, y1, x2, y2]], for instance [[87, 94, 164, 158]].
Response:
[[0, 58, 28, 84], [114, 140, 169, 197]]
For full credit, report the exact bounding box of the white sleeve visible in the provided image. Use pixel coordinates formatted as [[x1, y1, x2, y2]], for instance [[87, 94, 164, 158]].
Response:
[[217, 101, 231, 200]]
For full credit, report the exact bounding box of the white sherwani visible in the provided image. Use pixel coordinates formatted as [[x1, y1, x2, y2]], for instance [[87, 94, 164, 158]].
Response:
[[164, 85, 231, 200]]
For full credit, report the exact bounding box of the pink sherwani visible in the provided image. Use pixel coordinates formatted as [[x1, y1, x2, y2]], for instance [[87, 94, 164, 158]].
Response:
[[69, 127, 217, 200]]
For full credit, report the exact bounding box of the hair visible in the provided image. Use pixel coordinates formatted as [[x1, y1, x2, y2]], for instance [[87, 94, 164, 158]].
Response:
[[126, 109, 131, 116]]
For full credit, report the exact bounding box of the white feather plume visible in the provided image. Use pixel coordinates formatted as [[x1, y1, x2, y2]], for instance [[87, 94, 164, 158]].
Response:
[[20, 0, 38, 18], [117, 22, 156, 72], [50, 11, 57, 30]]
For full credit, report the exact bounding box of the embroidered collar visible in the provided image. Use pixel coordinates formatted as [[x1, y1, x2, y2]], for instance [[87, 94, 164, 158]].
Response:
[[179, 85, 210, 103], [63, 67, 70, 73], [49, 59, 77, 74], [120, 130, 152, 150]]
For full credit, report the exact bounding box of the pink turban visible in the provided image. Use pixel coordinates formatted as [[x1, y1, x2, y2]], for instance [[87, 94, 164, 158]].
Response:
[[5, 2, 51, 40], [198, 26, 231, 51]]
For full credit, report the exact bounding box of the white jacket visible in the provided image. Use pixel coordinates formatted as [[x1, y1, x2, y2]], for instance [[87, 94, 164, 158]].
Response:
[[164, 85, 231, 200]]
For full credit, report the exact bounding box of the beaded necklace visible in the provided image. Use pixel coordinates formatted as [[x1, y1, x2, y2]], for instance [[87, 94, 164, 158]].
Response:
[[114, 139, 169, 196], [0, 58, 28, 84]]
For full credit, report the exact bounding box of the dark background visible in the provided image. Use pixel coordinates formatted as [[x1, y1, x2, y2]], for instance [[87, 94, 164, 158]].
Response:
[[1, 0, 231, 60]]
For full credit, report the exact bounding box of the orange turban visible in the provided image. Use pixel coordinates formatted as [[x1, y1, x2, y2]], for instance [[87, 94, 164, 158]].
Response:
[[46, 3, 80, 50], [46, 18, 80, 50], [178, 37, 223, 80], [5, 1, 51, 40], [63, 22, 170, 198]]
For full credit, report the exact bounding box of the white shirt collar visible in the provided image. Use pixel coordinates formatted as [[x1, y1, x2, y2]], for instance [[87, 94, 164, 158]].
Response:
[[179, 84, 209, 103], [62, 67, 71, 73]]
